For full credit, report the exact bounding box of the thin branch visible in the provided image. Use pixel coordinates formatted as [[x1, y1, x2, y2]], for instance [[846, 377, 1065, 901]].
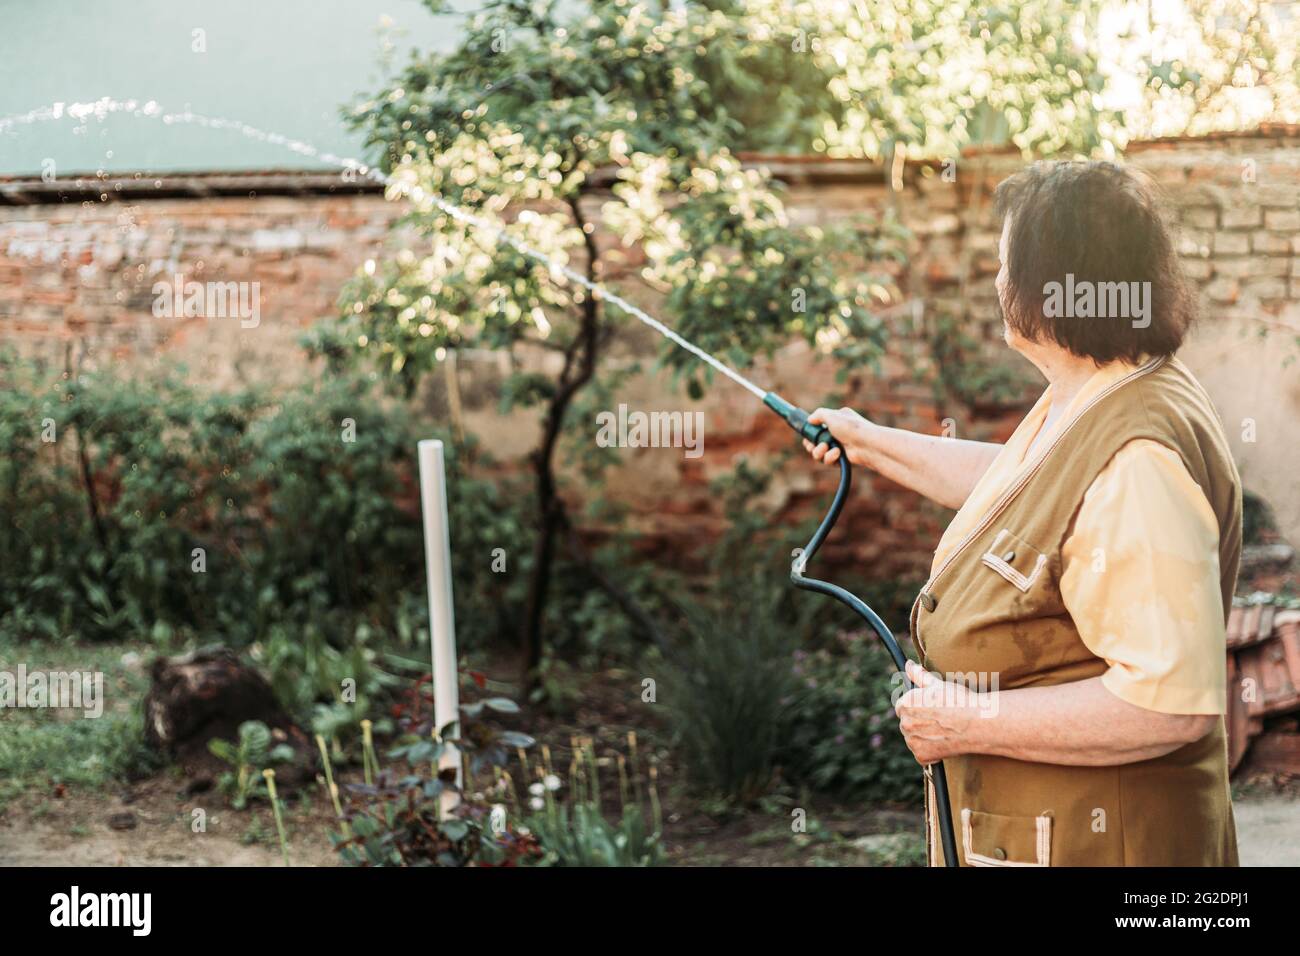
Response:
[[560, 520, 668, 652]]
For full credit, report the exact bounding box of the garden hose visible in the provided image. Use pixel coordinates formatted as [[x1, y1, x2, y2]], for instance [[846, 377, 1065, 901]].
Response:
[[765, 391, 960, 868]]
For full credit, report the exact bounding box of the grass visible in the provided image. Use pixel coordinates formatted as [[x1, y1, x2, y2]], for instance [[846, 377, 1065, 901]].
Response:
[[0, 635, 158, 804]]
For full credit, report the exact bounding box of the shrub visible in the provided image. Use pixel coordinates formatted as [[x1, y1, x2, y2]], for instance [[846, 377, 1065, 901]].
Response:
[[1, 356, 399, 646], [0, 352, 539, 723], [666, 571, 805, 806], [1242, 489, 1278, 546], [777, 634, 920, 805], [2, 351, 672, 701]]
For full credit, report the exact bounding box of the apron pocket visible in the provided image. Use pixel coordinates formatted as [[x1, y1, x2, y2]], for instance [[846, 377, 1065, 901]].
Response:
[[961, 807, 1052, 866], [979, 529, 1047, 593]]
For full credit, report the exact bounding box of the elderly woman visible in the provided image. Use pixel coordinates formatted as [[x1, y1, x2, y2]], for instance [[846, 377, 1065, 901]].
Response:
[[805, 161, 1240, 867]]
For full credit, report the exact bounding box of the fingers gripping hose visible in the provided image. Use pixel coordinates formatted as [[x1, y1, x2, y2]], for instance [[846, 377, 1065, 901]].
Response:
[[767, 393, 959, 867]]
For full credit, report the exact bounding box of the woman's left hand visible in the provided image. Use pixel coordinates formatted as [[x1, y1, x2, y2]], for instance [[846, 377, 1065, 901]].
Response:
[[894, 660, 982, 765]]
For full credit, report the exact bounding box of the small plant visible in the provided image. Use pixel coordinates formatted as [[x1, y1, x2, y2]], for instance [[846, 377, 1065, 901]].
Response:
[[315, 732, 349, 838], [240, 817, 269, 847], [263, 769, 292, 866], [207, 720, 295, 810], [526, 655, 584, 714], [330, 679, 541, 867], [520, 738, 664, 867]]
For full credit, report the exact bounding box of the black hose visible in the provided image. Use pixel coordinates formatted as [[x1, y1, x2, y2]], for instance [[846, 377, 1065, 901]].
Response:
[[789, 450, 960, 867]]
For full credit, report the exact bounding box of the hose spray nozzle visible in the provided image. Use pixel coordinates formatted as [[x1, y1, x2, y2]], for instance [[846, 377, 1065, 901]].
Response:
[[763, 392, 832, 448]]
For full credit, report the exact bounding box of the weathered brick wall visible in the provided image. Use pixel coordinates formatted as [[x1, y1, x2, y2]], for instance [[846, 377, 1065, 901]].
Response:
[[1125, 130, 1300, 552], [0, 182, 397, 385], [3, 130, 1298, 588]]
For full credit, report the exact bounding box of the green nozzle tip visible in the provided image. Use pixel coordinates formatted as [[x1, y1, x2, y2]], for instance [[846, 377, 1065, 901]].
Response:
[[762, 391, 795, 419], [763, 391, 832, 447]]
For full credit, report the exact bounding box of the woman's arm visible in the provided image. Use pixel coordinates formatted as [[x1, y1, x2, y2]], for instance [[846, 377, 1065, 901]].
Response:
[[802, 407, 1002, 510], [895, 662, 1215, 767]]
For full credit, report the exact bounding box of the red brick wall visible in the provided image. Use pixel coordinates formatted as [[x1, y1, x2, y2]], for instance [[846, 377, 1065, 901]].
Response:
[[0, 186, 396, 380]]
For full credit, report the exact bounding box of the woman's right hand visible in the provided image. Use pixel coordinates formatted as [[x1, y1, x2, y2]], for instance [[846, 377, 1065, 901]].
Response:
[[802, 406, 876, 468]]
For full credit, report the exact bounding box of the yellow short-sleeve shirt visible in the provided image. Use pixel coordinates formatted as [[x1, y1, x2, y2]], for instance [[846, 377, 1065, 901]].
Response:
[[932, 359, 1226, 717]]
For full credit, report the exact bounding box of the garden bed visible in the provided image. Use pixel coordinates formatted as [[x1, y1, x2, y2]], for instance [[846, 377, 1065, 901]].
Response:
[[0, 636, 926, 867]]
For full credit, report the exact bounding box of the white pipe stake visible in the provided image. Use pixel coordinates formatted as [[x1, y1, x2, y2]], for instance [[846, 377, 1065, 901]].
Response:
[[418, 439, 462, 814]]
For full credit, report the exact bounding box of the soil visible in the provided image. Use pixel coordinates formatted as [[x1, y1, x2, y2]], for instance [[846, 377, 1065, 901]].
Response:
[[0, 778, 926, 867], [6, 775, 1296, 866], [0, 776, 338, 867]]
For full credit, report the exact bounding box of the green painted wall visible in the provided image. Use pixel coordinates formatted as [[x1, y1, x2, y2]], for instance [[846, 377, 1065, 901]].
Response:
[[0, 0, 466, 175]]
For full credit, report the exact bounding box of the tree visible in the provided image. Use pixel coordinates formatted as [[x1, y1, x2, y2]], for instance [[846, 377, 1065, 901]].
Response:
[[766, 0, 1299, 159], [321, 0, 903, 686]]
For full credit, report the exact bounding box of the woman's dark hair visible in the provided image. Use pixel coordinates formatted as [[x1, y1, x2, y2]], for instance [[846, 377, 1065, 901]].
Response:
[[992, 160, 1196, 363]]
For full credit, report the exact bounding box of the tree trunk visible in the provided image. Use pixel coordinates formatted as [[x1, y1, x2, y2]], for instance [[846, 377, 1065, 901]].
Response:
[[520, 474, 564, 685], [517, 192, 602, 691]]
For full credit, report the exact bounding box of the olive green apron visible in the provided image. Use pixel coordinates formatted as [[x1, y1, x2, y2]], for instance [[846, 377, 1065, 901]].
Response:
[[911, 357, 1241, 866]]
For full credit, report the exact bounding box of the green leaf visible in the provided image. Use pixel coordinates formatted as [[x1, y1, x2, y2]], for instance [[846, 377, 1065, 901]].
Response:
[[441, 819, 470, 842]]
